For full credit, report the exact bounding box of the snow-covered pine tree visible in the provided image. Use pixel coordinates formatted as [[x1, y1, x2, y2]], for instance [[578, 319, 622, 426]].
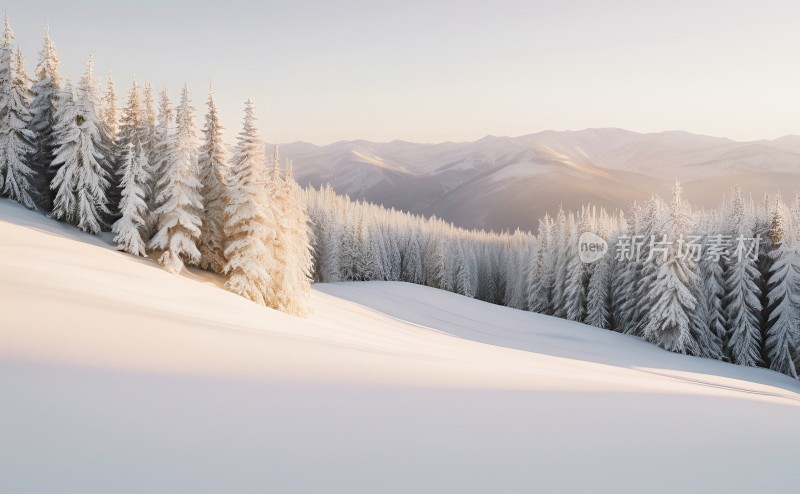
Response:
[[28, 23, 61, 211], [724, 186, 763, 367], [146, 88, 174, 235], [340, 206, 363, 281], [697, 214, 728, 354], [428, 236, 448, 290], [627, 197, 664, 336], [551, 209, 569, 317], [382, 221, 402, 281], [111, 142, 149, 256], [111, 78, 152, 255], [503, 231, 528, 309], [115, 78, 143, 155], [454, 239, 477, 298], [402, 231, 424, 284], [271, 160, 313, 314], [222, 99, 278, 305], [764, 195, 800, 377], [149, 85, 203, 274], [529, 214, 556, 314], [564, 212, 588, 322], [755, 192, 776, 340], [360, 220, 386, 281], [50, 61, 111, 234], [101, 69, 118, 141], [586, 222, 613, 329], [641, 182, 701, 354], [142, 82, 156, 145], [13, 47, 33, 104], [0, 15, 37, 209], [197, 86, 227, 273], [613, 204, 640, 331], [307, 185, 342, 282], [519, 235, 539, 310]]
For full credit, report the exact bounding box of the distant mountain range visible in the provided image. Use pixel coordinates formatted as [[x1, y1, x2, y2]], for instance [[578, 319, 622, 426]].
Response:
[[279, 128, 800, 232]]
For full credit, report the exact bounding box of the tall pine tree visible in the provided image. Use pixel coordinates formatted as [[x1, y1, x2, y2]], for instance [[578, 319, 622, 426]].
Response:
[[0, 15, 37, 209], [223, 99, 278, 305], [50, 59, 111, 234], [28, 23, 61, 211], [197, 85, 227, 273], [149, 85, 203, 274]]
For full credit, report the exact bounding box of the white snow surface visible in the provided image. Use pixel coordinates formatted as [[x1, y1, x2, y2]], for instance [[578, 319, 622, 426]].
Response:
[[1, 198, 798, 493]]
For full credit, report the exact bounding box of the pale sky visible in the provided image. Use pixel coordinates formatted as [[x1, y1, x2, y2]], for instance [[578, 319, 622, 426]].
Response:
[[6, 0, 800, 144]]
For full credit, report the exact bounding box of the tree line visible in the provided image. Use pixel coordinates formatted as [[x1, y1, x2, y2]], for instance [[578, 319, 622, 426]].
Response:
[[306, 183, 800, 380]]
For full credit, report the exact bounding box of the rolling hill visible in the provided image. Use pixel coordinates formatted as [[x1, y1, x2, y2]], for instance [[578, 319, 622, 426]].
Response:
[[2, 199, 800, 493]]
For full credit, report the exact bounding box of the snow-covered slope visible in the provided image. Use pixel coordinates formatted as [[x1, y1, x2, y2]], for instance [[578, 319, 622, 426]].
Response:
[[2, 198, 799, 494], [284, 129, 800, 231]]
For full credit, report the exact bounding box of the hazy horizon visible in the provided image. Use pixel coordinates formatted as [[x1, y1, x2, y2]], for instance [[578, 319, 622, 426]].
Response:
[[7, 0, 800, 145]]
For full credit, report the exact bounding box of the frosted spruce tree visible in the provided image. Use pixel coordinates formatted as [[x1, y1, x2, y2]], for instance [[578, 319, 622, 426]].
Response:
[[270, 160, 313, 314], [223, 99, 278, 305], [0, 15, 37, 209], [585, 229, 613, 329], [641, 183, 702, 353], [111, 142, 149, 256], [454, 239, 477, 298], [764, 196, 800, 377], [14, 47, 33, 105], [564, 213, 588, 322], [197, 86, 227, 273], [149, 85, 203, 274], [141, 82, 156, 192], [724, 186, 763, 367], [111, 79, 151, 256], [551, 210, 569, 316], [146, 88, 174, 234], [28, 23, 61, 211], [529, 214, 555, 314], [50, 63, 110, 234], [101, 69, 118, 141], [698, 214, 728, 352]]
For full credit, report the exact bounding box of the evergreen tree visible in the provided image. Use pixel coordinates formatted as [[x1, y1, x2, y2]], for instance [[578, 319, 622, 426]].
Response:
[[110, 79, 152, 255], [0, 15, 37, 209], [764, 196, 800, 377], [552, 210, 569, 317], [101, 69, 118, 141], [724, 186, 763, 367], [454, 239, 477, 298], [111, 142, 149, 256], [641, 183, 700, 353], [530, 214, 556, 314], [148, 85, 203, 274], [223, 99, 278, 305], [564, 213, 587, 322], [140, 81, 156, 199], [50, 61, 111, 234], [28, 23, 61, 211], [586, 230, 613, 329], [146, 88, 174, 235], [197, 86, 227, 273], [270, 160, 313, 314]]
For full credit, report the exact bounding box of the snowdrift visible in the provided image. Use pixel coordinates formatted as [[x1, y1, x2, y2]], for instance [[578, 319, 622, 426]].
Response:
[[1, 198, 798, 493]]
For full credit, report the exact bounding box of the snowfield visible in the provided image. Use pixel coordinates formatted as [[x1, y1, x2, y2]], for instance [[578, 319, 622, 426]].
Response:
[[1, 198, 799, 494]]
